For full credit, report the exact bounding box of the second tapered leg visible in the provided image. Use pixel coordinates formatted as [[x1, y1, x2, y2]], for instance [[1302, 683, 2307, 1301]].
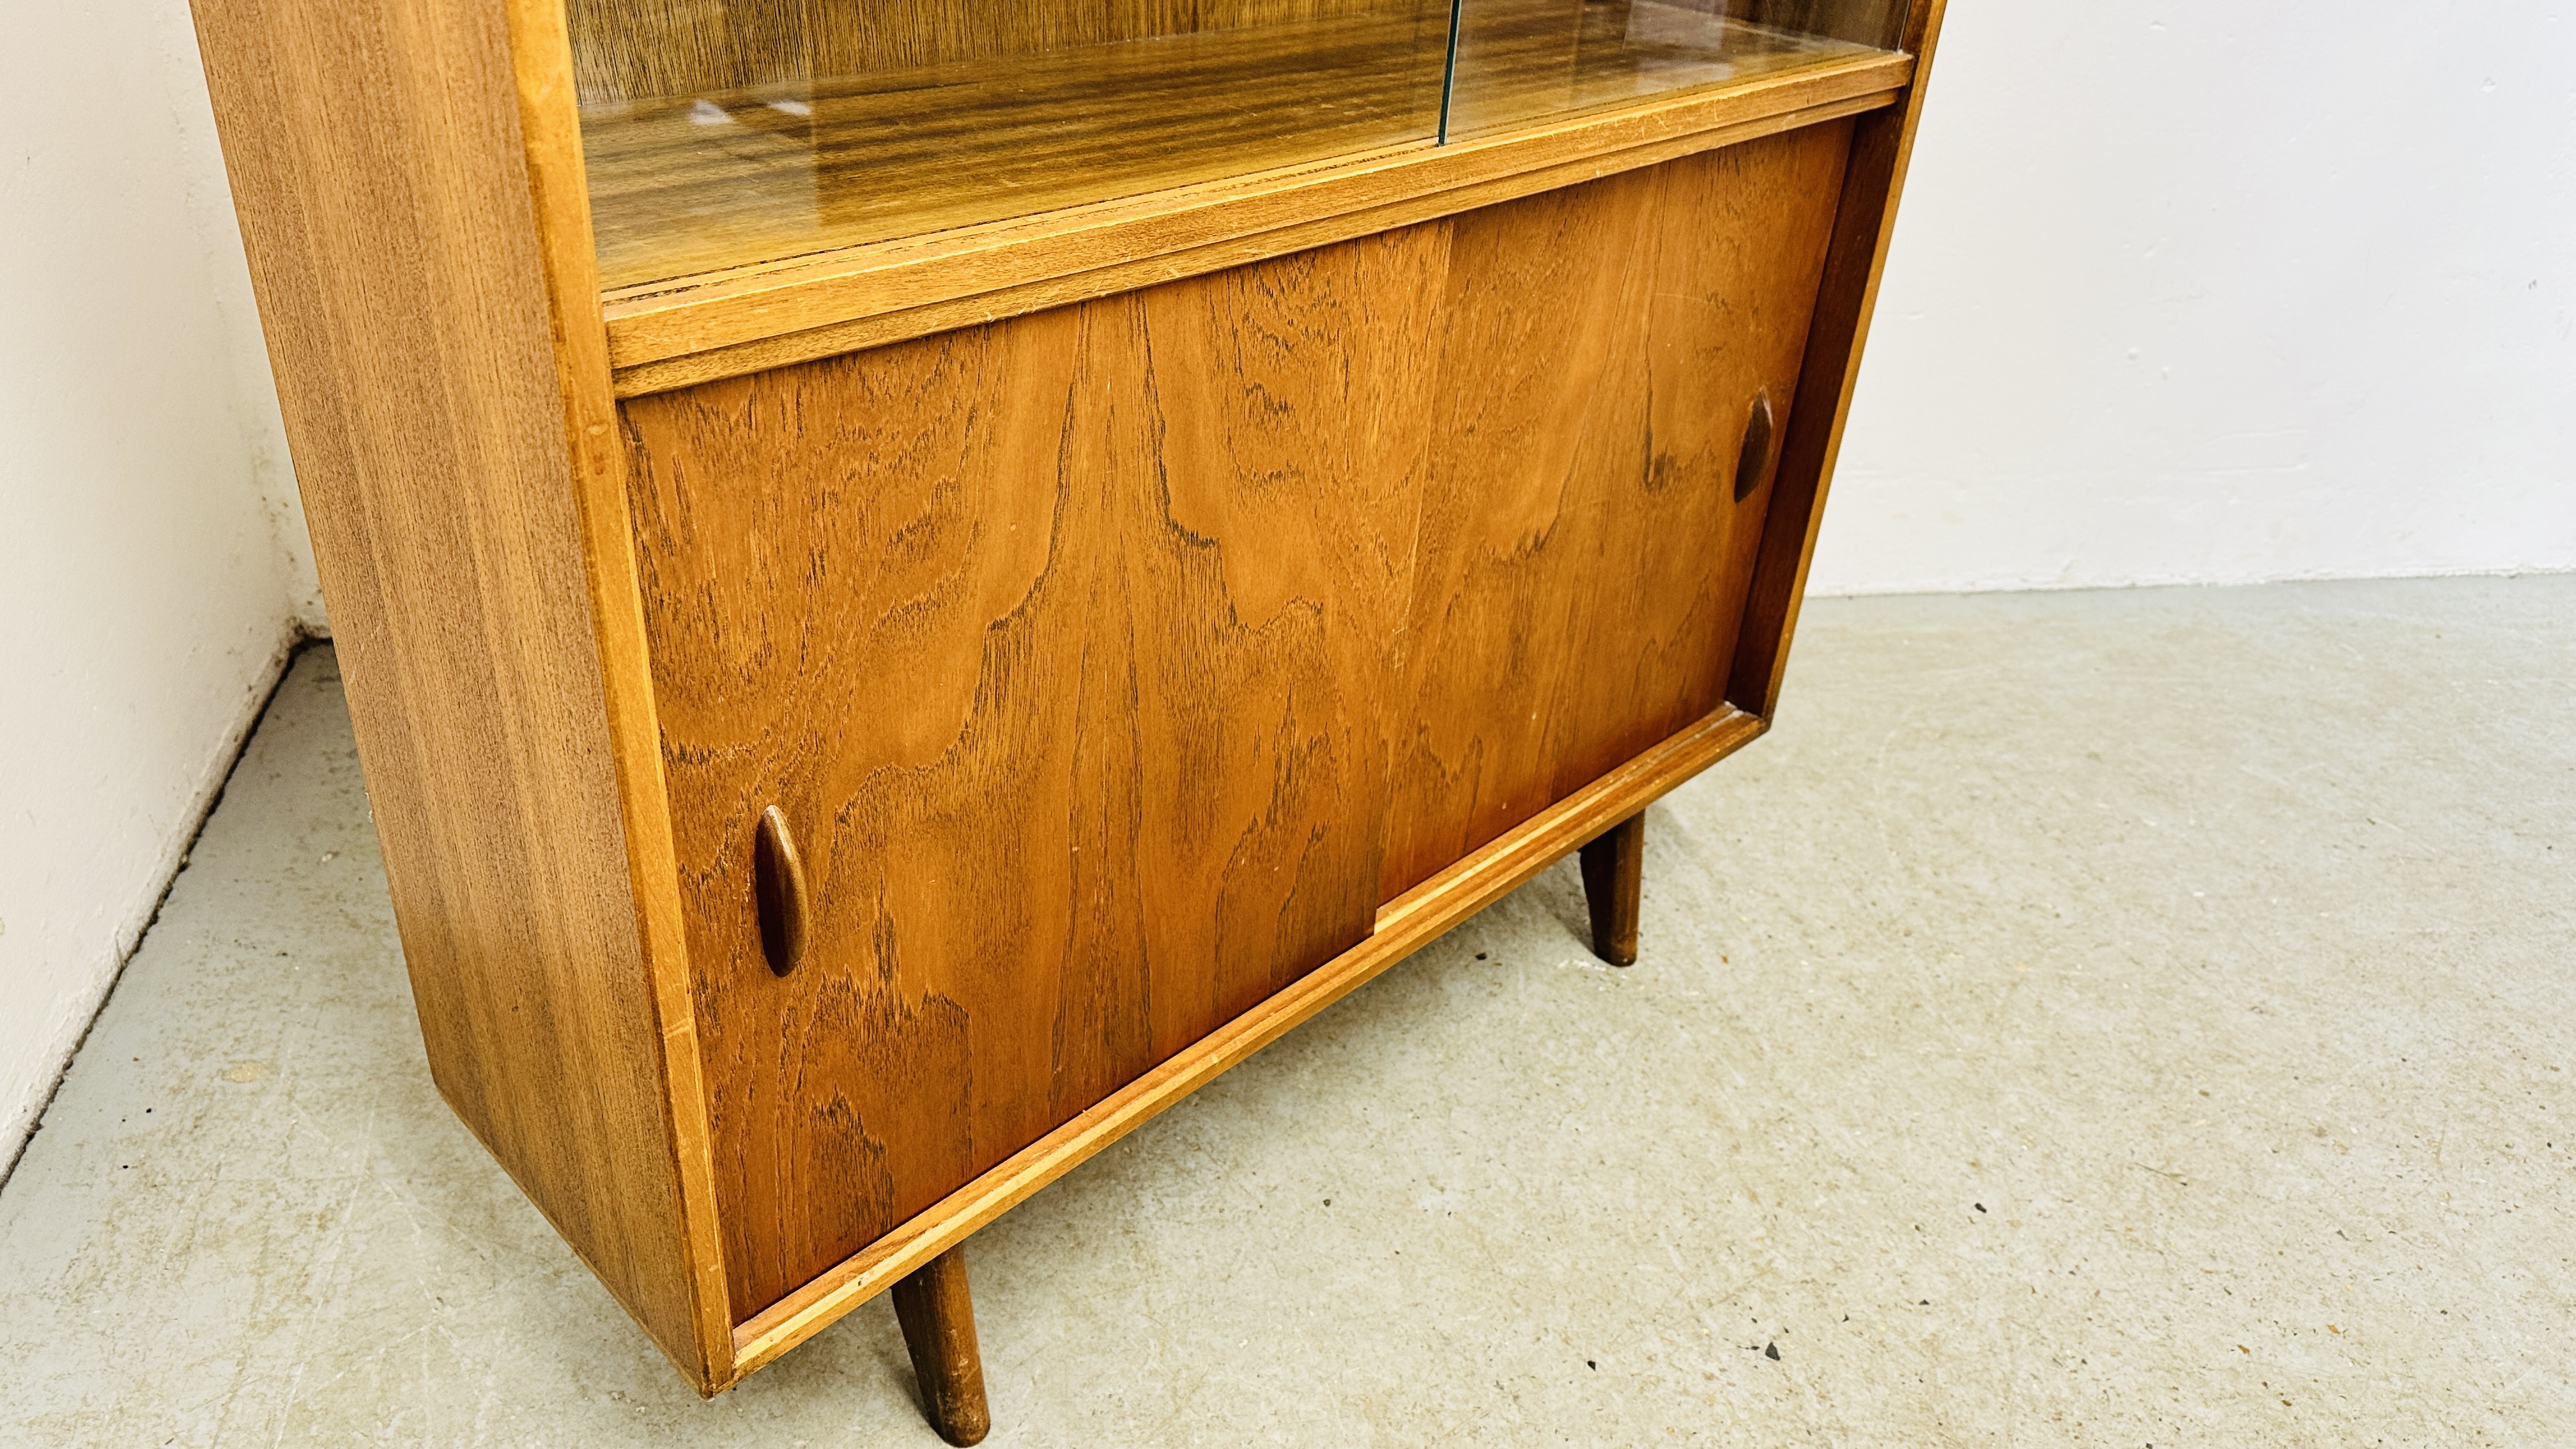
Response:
[[892, 1246, 990, 1446], [1578, 811, 1645, 966]]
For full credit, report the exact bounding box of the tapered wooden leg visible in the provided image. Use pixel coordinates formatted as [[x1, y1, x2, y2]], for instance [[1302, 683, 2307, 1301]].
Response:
[[892, 1246, 990, 1446], [1578, 811, 1645, 966]]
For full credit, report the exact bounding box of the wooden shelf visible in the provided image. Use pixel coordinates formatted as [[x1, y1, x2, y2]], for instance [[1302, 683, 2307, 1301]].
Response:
[[581, 10, 1454, 292], [585, 4, 1910, 394]]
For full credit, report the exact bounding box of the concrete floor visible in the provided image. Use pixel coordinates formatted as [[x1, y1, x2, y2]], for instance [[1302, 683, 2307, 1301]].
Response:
[[2, 577, 2570, 1446]]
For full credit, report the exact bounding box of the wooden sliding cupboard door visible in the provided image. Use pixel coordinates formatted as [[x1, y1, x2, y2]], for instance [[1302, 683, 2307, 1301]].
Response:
[[620, 231, 1446, 1323], [1386, 122, 1853, 898]]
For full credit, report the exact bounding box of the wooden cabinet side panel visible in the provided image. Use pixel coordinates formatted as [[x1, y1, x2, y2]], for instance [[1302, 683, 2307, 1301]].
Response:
[[1378, 123, 1853, 900], [189, 0, 708, 1384], [1728, 0, 1946, 719], [622, 229, 1445, 1322]]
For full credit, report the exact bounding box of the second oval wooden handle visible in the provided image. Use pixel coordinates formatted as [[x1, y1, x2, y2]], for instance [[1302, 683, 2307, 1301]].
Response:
[[753, 804, 809, 977], [1733, 390, 1777, 502]]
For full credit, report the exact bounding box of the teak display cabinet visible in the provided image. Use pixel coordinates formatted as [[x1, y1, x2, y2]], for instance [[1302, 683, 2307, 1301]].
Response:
[[191, 0, 1943, 1436]]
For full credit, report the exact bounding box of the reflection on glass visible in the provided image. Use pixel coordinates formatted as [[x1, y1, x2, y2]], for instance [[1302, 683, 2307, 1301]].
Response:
[[572, 1, 1457, 290], [567, 0, 1903, 290], [1443, 0, 1902, 141]]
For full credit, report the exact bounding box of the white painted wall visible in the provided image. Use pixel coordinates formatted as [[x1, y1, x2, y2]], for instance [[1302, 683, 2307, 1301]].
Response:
[[1810, 0, 2576, 594], [0, 0, 319, 1172]]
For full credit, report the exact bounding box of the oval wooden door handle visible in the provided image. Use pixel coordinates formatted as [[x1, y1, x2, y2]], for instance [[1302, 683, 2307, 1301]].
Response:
[[1733, 390, 1777, 502], [753, 804, 809, 977]]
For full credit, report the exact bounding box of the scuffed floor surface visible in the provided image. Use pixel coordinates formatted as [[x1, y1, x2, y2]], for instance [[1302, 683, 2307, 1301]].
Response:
[[3, 577, 2571, 1445]]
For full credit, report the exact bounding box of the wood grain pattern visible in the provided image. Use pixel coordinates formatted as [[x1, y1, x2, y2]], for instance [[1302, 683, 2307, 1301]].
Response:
[[1727, 0, 1943, 719], [187, 0, 718, 1389], [624, 128, 1843, 1328], [621, 227, 1443, 1322], [567, 0, 1426, 104], [1379, 121, 1850, 899]]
